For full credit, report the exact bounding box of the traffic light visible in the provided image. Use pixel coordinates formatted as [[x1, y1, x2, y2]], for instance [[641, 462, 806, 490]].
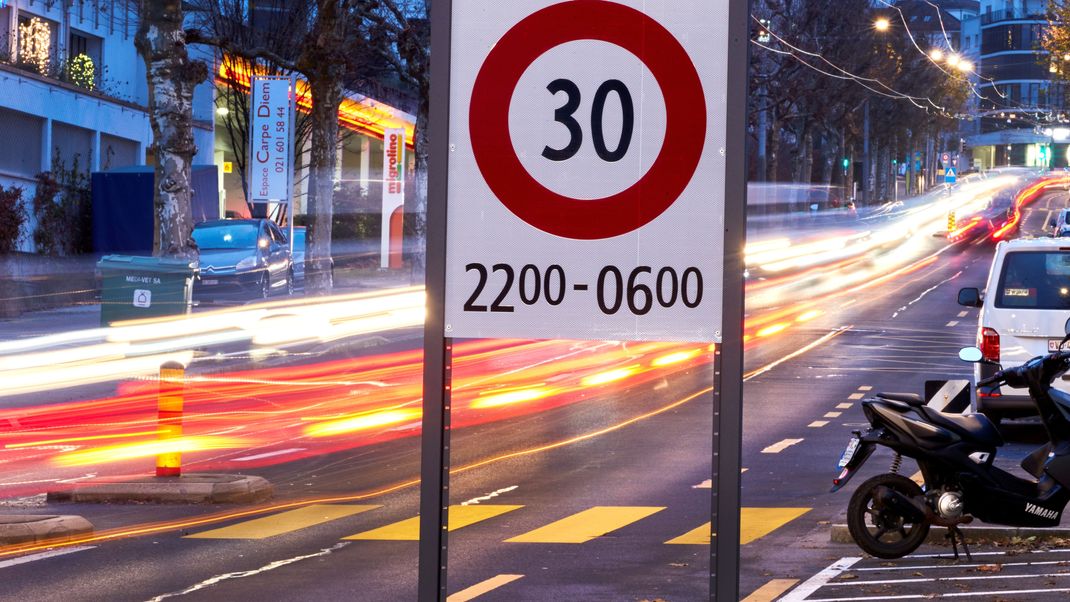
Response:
[[842, 157, 849, 175]]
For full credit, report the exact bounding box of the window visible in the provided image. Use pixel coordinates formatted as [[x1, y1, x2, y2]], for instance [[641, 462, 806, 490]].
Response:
[[997, 252, 1070, 309]]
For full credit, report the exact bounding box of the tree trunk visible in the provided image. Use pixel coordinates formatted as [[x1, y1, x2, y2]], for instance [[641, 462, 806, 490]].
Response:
[[410, 86, 430, 282], [306, 76, 343, 294], [136, 0, 206, 260], [768, 119, 781, 183]]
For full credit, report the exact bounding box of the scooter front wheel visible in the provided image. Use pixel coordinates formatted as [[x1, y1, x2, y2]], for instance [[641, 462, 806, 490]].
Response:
[[847, 473, 930, 559]]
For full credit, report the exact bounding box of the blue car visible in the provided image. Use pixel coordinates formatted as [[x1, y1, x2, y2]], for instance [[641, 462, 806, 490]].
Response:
[[192, 219, 294, 300]]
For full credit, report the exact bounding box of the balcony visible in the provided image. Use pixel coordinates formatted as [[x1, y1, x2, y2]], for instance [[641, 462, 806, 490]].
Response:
[[980, 8, 1048, 26]]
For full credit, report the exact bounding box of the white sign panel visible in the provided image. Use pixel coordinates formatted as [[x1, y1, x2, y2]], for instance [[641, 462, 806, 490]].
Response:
[[382, 127, 406, 268], [444, 0, 726, 342], [248, 77, 292, 203]]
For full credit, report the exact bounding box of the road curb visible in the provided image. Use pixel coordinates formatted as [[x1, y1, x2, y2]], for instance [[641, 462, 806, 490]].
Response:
[[45, 473, 273, 504], [0, 514, 94, 545], [832, 523, 1070, 546]]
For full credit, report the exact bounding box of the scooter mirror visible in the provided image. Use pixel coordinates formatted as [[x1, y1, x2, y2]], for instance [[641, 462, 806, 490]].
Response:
[[959, 347, 984, 363]]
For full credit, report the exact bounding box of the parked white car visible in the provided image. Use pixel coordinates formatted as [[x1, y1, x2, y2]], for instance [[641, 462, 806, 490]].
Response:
[[958, 237, 1070, 424]]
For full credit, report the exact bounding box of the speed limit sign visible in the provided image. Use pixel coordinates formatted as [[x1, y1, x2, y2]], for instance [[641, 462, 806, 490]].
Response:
[[442, 0, 728, 343]]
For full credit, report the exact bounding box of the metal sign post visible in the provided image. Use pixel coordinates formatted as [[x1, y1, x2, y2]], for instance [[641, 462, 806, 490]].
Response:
[[423, 1, 748, 599]]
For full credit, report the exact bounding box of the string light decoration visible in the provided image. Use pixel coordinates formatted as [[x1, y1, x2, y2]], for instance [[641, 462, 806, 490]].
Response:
[[69, 53, 95, 90], [18, 17, 51, 75]]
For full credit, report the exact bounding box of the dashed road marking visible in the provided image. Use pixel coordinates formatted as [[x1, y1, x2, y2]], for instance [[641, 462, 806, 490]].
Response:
[[447, 574, 524, 602], [824, 412, 841, 418], [957, 310, 969, 318], [506, 506, 663, 544], [946, 320, 959, 327], [779, 557, 862, 601], [346, 505, 522, 541], [187, 504, 379, 540], [232, 448, 306, 462], [0, 545, 95, 569], [858, 386, 872, 391], [742, 579, 799, 602], [664, 508, 810, 546], [836, 403, 852, 410], [762, 438, 804, 453], [808, 420, 828, 428], [848, 393, 865, 400]]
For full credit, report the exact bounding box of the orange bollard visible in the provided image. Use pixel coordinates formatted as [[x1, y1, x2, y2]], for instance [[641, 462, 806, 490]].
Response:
[[156, 361, 185, 477]]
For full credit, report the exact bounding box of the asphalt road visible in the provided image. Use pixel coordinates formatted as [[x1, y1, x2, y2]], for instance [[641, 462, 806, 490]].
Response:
[[2, 184, 1068, 601]]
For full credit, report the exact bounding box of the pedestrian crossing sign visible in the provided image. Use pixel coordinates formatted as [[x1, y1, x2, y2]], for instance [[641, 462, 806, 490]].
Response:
[[945, 167, 957, 184]]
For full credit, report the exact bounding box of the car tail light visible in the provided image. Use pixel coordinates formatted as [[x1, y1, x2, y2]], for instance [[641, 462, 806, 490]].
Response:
[[981, 327, 1000, 362]]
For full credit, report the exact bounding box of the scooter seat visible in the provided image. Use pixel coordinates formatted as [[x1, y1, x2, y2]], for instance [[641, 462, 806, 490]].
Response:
[[922, 409, 1004, 447], [876, 392, 925, 406]]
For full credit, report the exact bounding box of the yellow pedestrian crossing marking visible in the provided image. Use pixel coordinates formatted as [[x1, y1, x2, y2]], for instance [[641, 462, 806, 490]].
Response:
[[665, 507, 811, 545], [447, 574, 524, 602], [742, 579, 799, 602], [344, 505, 522, 541], [506, 506, 664, 544], [186, 504, 379, 540]]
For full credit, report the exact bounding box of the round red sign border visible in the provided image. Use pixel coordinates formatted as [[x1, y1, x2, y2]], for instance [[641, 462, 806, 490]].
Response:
[[468, 0, 707, 240]]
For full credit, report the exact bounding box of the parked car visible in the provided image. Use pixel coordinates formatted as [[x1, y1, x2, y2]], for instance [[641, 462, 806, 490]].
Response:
[[289, 226, 306, 287], [958, 237, 1070, 423], [192, 219, 294, 301], [1051, 208, 1070, 237]]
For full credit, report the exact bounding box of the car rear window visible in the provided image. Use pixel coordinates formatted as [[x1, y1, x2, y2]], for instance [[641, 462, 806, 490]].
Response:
[[192, 223, 259, 250], [996, 251, 1070, 309]]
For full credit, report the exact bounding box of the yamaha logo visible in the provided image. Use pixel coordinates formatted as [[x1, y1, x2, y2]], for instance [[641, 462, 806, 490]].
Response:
[[1025, 502, 1059, 520]]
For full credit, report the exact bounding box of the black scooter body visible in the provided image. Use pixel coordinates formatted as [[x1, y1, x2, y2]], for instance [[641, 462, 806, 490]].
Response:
[[833, 352, 1070, 530]]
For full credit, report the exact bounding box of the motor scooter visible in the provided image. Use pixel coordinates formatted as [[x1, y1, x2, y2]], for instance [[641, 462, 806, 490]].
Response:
[[831, 334, 1070, 559]]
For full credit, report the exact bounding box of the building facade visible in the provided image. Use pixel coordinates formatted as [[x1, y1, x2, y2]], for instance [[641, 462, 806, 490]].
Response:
[[964, 0, 1070, 168], [0, 0, 216, 250]]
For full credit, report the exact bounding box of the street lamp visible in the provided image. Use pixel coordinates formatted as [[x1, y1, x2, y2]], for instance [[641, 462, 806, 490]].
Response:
[[874, 17, 890, 32], [930, 49, 944, 61]]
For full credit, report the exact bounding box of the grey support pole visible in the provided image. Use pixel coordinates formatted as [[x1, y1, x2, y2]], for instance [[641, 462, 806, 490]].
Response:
[[419, 0, 454, 600], [713, 0, 751, 600]]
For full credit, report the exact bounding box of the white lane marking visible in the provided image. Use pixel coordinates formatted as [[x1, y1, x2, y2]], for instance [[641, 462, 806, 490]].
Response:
[[0, 546, 95, 569], [853, 559, 1070, 572], [848, 393, 864, 400], [744, 327, 850, 382], [891, 272, 962, 319], [779, 556, 862, 602], [231, 448, 306, 462], [762, 438, 804, 453], [447, 574, 524, 602], [824, 412, 842, 418], [957, 311, 969, 318], [826, 572, 1070, 586], [461, 485, 519, 506], [836, 403, 853, 410], [946, 321, 959, 327], [808, 421, 829, 428], [146, 542, 349, 601], [908, 548, 1070, 558], [858, 386, 872, 391]]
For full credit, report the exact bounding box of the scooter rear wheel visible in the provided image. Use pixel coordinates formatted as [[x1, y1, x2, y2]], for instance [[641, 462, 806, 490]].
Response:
[[847, 473, 930, 559]]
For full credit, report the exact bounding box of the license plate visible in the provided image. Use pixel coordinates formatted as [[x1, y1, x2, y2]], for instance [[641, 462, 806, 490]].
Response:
[[837, 437, 860, 468], [202, 279, 219, 286], [1049, 339, 1070, 351]]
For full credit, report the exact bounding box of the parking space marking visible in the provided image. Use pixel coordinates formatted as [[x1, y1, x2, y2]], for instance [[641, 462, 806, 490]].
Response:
[[742, 579, 799, 602], [848, 393, 865, 400], [780, 557, 861, 602], [447, 574, 524, 602], [945, 320, 959, 327], [808, 421, 828, 428], [762, 438, 804, 453], [836, 403, 853, 410]]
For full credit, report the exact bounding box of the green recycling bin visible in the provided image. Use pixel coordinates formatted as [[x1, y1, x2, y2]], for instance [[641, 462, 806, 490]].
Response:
[[98, 255, 198, 325]]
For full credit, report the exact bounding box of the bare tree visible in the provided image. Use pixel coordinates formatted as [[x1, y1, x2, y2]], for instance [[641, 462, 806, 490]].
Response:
[[136, 0, 207, 260], [188, 0, 377, 294]]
